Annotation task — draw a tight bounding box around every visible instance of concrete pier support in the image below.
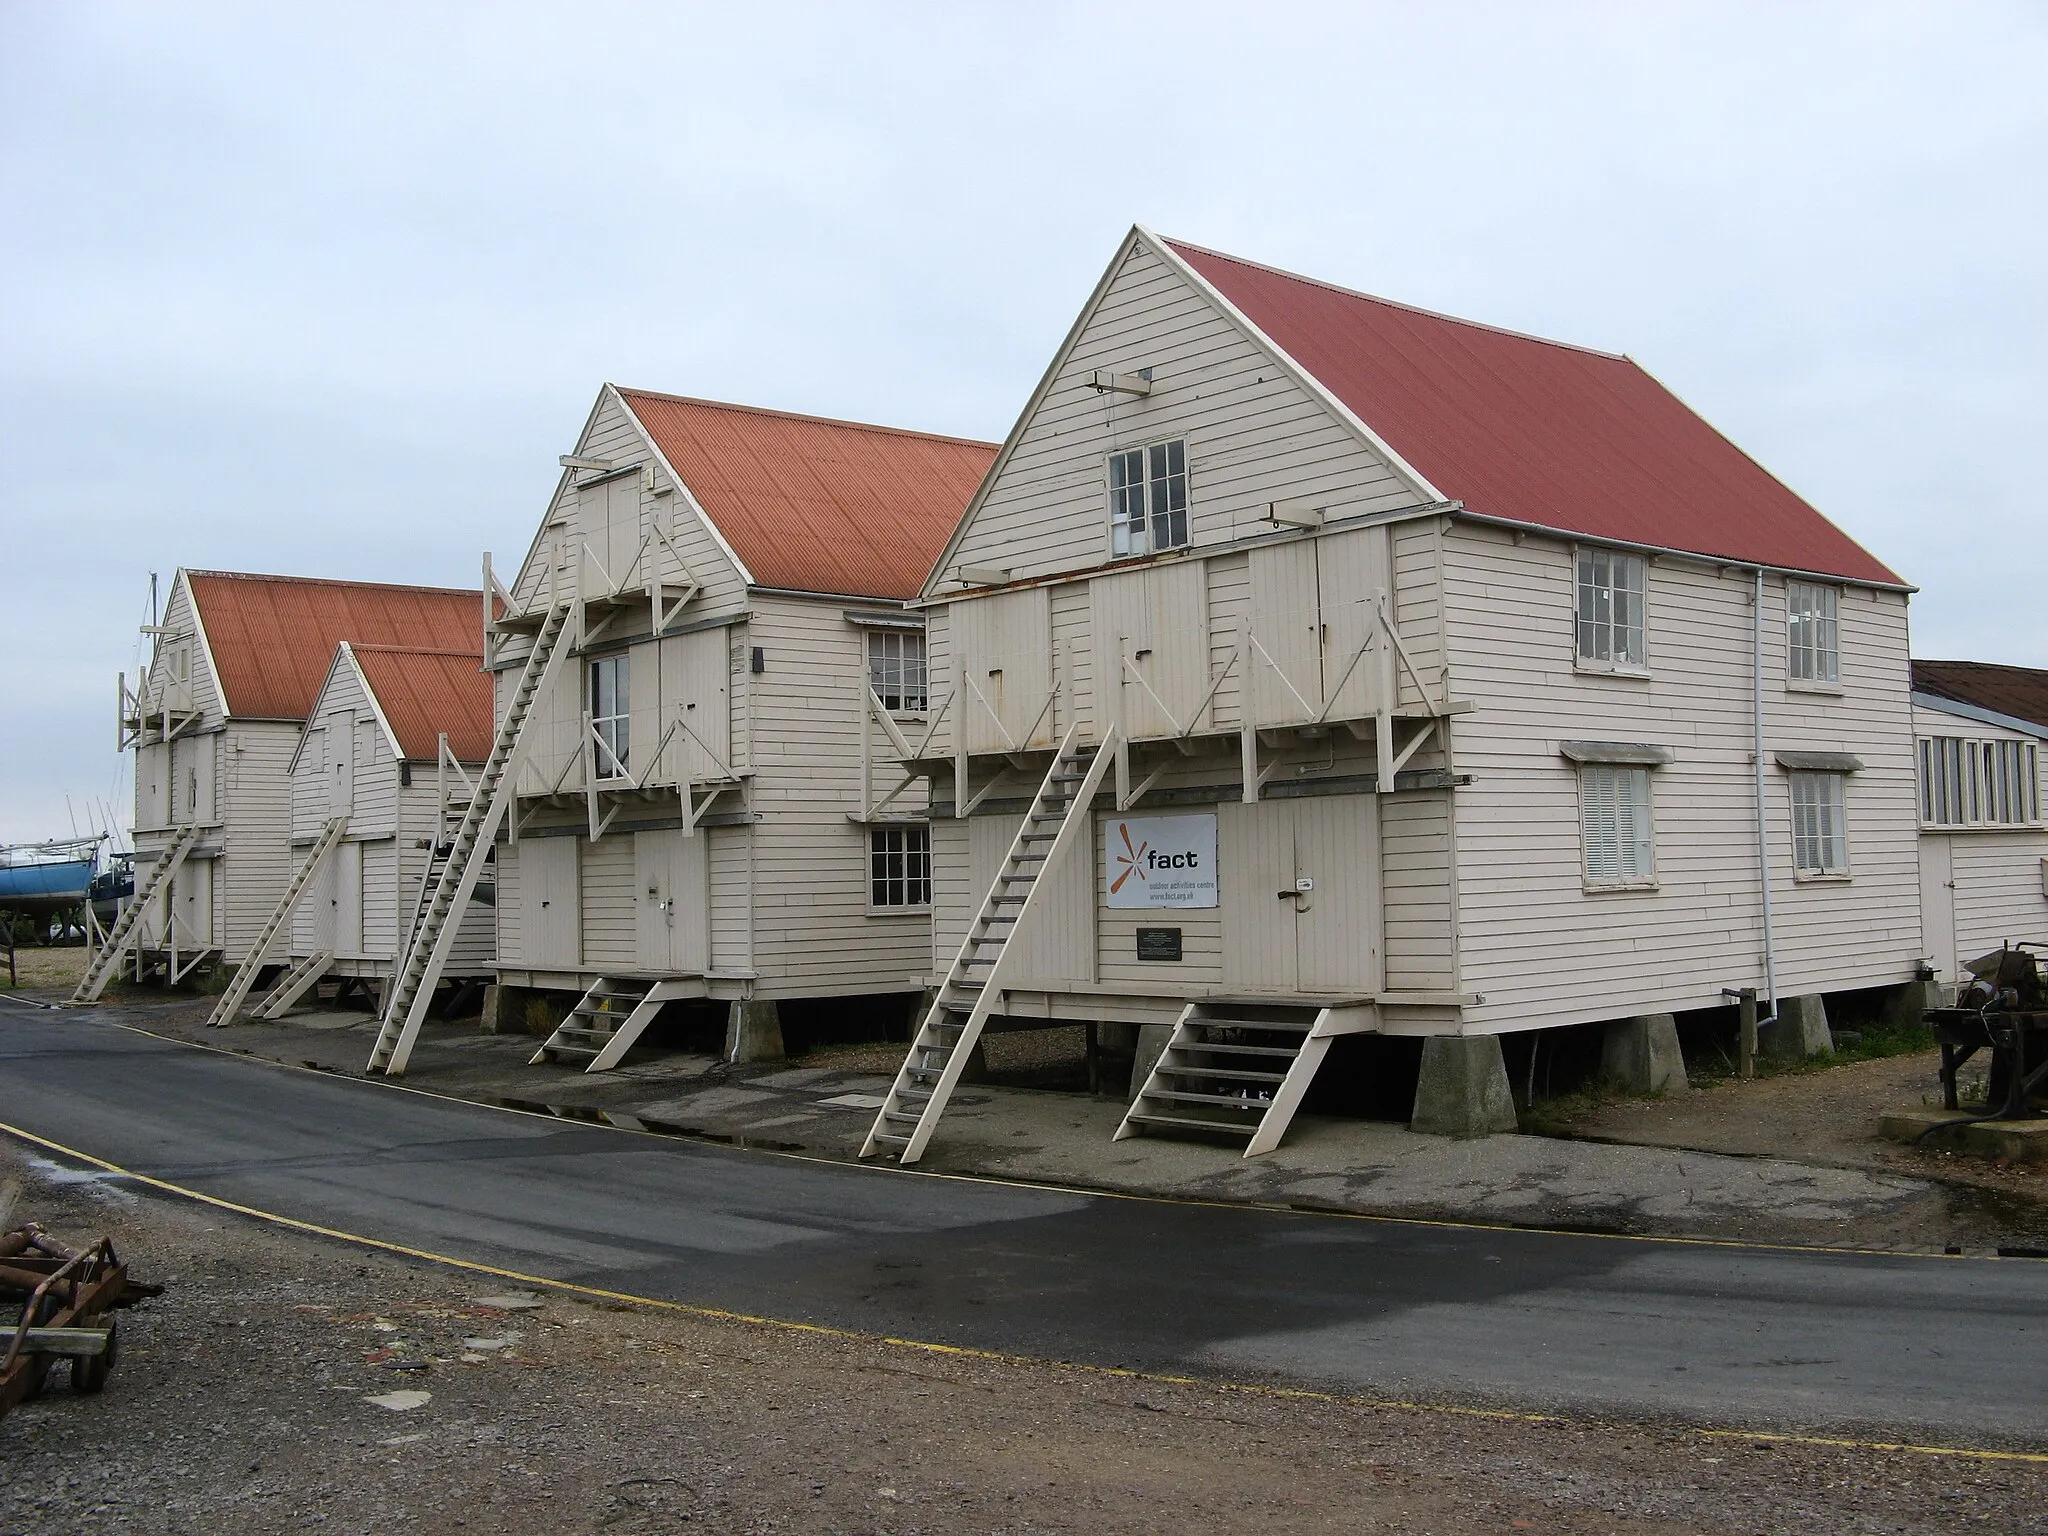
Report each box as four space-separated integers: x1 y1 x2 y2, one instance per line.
1882 977 1943 1029
1129 1023 1174 1103
725 998 785 1063
1410 1036 1518 1137
1763 993 1832 1061
1600 1013 1689 1095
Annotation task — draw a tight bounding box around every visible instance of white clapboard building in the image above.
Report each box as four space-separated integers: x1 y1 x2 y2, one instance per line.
858 227 1924 1162
360 387 995 1076
1910 660 2048 982
80 570 482 1004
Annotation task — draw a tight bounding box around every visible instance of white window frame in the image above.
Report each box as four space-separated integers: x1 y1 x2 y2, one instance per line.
1786 581 1841 688
589 652 630 780
1108 437 1189 558
868 823 932 911
1578 764 1657 890
1917 735 2041 829
1789 771 1850 877
868 629 928 714
1574 548 1648 674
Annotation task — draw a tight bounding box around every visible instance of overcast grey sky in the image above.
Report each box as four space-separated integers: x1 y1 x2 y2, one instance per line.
2 2 2043 843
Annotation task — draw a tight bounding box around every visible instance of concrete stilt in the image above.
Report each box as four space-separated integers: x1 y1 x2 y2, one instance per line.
1600 1013 1689 1095
478 983 511 1035
1881 977 1942 1030
725 998 785 1064
1762 993 1832 1060
1129 1023 1174 1104
956 1037 991 1083
1410 1035 1518 1137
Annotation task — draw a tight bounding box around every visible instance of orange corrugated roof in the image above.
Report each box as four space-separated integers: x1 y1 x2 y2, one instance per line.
1168 240 1904 587
616 389 997 599
350 645 493 763
186 571 482 720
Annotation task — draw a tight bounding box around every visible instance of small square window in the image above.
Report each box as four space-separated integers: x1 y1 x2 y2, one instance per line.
1109 438 1188 557
1575 550 1647 670
1787 582 1840 684
1789 771 1849 875
1580 764 1655 886
869 824 932 908
868 629 928 712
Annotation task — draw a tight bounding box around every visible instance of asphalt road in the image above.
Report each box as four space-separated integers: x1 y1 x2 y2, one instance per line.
4 1005 2044 1445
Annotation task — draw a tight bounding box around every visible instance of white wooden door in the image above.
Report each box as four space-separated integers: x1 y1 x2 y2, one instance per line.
634 829 709 973
1220 801 1298 991
137 743 169 829
174 858 214 950
331 717 354 817
955 587 1055 753
1219 797 1381 995
1290 794 1381 994
307 843 339 951
335 840 364 956
173 734 216 825
662 626 732 781
361 839 399 959
1092 562 1209 741
1316 526 1389 721
521 837 580 969
1920 833 1957 981
1249 541 1322 727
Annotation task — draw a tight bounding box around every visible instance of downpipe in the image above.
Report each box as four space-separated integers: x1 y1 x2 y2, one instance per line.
1750 567 1779 1037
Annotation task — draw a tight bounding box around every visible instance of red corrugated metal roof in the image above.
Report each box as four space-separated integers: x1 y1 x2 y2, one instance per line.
617 390 998 599
350 645 493 763
1166 240 1904 586
1912 660 2048 732
185 571 482 720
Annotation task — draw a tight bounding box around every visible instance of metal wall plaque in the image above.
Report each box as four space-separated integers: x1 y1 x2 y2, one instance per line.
1136 927 1183 962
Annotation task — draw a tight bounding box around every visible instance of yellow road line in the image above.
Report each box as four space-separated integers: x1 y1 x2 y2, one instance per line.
2 1116 2043 1467
81 1012 2011 1264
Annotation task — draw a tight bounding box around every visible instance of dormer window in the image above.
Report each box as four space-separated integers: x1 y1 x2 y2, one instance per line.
1109 438 1188 557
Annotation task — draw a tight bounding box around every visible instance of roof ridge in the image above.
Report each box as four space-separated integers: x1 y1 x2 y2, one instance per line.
1160 236 1632 363
614 386 1000 450
188 569 482 597
349 644 484 658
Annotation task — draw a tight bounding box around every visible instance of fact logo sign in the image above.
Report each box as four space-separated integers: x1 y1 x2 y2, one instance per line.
1105 813 1218 910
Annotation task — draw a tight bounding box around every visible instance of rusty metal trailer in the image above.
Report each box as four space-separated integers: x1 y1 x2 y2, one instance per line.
1 1217 161 1416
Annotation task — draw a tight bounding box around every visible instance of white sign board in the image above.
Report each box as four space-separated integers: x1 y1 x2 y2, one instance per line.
1104 814 1218 909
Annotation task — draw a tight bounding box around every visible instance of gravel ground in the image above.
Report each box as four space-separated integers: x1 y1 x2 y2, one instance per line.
2 1143 2043 1535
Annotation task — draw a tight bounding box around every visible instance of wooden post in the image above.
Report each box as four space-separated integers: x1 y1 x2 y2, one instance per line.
1738 986 1757 1080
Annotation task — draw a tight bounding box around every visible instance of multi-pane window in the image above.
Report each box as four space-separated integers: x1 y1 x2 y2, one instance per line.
868 629 927 712
1918 736 2041 827
589 653 629 778
1789 772 1849 875
1108 437 1189 557
1575 550 1647 669
1580 765 1655 886
869 824 932 908
1787 582 1840 683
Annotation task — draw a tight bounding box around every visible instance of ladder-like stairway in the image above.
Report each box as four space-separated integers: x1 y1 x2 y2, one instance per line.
368 603 576 1076
206 817 348 1027
69 823 200 1005
530 977 696 1072
1116 1001 1335 1156
862 722 1121 1165
246 949 335 1020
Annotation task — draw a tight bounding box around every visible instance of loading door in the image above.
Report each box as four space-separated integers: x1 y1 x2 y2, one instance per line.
634 829 709 973
1220 797 1381 995
1920 833 1958 982
520 837 580 970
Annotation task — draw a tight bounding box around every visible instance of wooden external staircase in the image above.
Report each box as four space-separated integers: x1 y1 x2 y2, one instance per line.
530 978 698 1072
1116 1000 1374 1156
367 603 576 1076
205 816 348 1027
862 722 1121 1165
68 824 200 1005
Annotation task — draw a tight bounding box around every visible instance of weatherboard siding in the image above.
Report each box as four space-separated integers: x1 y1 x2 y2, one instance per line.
217 722 297 963
939 239 1420 589
1445 520 1920 1033
510 390 749 617
1910 701 2048 979
744 594 928 999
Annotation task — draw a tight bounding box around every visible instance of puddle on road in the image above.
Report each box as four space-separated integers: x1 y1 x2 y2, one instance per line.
489 1097 807 1153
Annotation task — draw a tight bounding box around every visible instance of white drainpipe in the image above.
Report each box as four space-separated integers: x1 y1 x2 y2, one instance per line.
1752 568 1779 1025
